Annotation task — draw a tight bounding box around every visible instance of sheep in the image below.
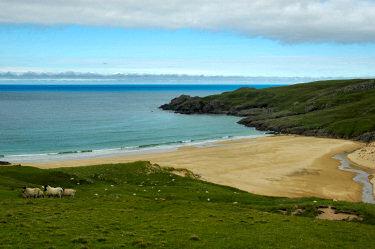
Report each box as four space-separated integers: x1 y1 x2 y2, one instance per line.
44 185 63 198
62 188 76 198
22 187 43 198
22 187 44 198
36 189 44 198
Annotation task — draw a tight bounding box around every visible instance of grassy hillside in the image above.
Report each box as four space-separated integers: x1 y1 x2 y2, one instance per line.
161 79 375 142
1 162 375 248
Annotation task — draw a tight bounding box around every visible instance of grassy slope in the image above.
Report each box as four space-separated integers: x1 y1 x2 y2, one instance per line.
202 79 375 140
1 162 375 248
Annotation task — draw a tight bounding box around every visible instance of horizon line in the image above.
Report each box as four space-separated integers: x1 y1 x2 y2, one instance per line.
1 71 373 79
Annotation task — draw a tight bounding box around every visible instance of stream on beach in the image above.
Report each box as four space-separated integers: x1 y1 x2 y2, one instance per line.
335 153 375 204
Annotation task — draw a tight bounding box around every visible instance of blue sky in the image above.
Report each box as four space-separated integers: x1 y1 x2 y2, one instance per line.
0 0 374 77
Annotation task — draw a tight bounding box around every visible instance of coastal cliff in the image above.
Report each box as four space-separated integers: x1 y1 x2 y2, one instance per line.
160 79 375 142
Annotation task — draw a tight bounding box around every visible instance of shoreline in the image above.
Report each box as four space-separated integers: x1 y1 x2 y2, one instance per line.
2 134 269 164
24 135 367 202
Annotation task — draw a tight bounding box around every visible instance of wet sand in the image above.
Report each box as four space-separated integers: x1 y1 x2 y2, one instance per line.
26 135 364 202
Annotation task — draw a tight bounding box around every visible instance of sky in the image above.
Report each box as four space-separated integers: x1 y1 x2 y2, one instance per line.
0 0 374 77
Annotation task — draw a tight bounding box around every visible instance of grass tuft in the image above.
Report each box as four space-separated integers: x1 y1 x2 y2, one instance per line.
132 240 152 248
189 235 200 241
71 237 88 244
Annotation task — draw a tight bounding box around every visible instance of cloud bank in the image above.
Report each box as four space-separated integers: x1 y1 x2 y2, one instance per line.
0 0 374 43
0 71 346 86
2 56 374 77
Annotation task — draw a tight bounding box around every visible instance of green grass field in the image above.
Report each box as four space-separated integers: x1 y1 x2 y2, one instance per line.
217 79 375 140
1 161 375 248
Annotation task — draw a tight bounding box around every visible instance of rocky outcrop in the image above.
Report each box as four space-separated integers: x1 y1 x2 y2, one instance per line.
160 94 271 116
335 80 375 94
160 95 227 114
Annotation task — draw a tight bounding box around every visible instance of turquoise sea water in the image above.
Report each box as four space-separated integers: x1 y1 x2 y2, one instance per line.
0 83 278 163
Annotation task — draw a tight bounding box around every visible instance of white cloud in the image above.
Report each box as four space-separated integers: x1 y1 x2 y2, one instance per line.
0 0 374 43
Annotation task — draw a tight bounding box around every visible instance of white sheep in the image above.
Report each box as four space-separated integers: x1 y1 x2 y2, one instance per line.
22 187 44 198
62 188 76 198
44 185 63 198
37 189 44 198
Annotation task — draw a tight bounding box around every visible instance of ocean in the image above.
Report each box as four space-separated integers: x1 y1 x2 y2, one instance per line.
0 83 282 163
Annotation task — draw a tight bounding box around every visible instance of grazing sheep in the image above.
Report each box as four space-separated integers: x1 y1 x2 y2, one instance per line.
44 185 63 198
22 187 44 198
36 189 44 198
62 188 76 198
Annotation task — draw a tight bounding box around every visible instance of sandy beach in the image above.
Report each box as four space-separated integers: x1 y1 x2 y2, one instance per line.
348 142 375 169
25 135 366 202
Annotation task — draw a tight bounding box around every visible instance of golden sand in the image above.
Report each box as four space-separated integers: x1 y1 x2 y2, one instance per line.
348 142 375 169
26 135 364 202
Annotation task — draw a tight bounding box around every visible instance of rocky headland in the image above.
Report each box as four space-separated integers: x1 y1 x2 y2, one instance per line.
160 79 375 142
